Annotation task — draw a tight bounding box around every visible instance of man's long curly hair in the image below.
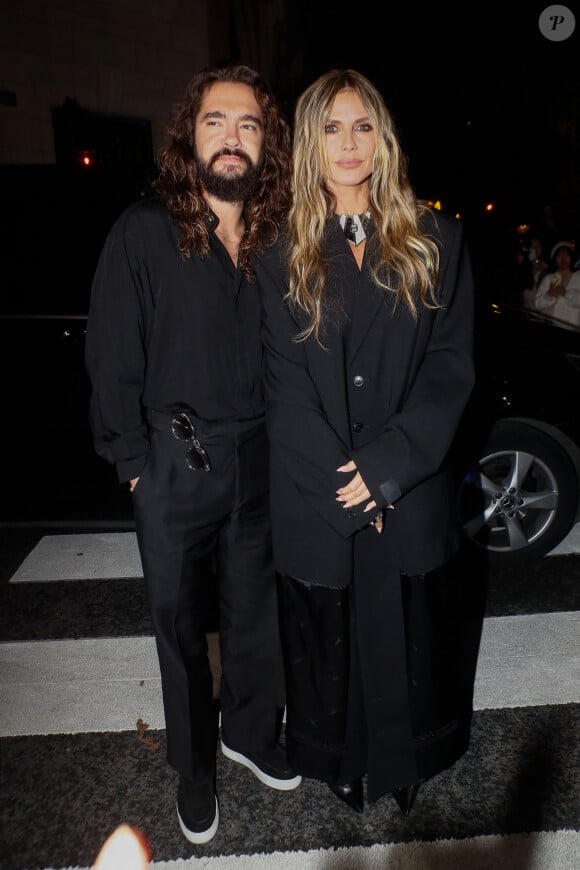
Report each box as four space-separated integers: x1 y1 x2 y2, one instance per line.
153 63 292 280
287 69 441 342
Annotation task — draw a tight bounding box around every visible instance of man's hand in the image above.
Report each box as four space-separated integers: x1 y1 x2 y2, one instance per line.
129 477 139 492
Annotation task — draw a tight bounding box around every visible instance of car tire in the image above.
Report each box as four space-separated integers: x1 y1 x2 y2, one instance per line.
457 421 579 563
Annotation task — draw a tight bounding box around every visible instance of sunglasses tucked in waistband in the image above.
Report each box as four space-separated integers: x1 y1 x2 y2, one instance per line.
171 411 211 472
145 408 267 471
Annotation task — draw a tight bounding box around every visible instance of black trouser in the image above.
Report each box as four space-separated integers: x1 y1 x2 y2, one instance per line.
276 574 351 785
132 414 280 782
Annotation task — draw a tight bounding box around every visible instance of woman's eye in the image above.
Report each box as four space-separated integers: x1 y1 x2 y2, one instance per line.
325 124 337 133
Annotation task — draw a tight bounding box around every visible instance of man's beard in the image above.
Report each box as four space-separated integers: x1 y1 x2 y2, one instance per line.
197 148 264 202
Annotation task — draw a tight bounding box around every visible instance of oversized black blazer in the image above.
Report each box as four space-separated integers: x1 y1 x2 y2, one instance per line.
255 209 476 587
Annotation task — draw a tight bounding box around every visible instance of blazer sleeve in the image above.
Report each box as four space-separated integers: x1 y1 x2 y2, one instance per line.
84 209 150 483
350 219 476 513
259 251 370 539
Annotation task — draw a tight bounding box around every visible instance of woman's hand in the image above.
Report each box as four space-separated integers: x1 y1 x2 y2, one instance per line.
548 280 565 298
336 460 376 512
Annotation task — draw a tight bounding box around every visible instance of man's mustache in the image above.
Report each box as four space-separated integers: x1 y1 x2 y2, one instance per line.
210 148 252 168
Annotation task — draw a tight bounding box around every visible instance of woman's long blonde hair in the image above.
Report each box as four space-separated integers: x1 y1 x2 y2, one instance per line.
287 69 440 341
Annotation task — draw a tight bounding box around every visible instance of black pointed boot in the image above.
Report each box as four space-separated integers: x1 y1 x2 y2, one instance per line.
392 783 420 816
328 778 364 814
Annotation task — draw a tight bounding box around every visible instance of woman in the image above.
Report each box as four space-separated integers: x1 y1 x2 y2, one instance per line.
255 70 477 816
535 240 580 329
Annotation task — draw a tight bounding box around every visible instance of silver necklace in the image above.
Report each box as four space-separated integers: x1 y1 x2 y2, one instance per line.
339 210 371 246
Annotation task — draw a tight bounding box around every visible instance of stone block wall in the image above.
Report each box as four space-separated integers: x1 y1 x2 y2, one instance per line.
0 0 210 164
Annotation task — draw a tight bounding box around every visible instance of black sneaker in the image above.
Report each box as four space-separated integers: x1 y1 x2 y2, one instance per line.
221 741 302 790
176 775 219 844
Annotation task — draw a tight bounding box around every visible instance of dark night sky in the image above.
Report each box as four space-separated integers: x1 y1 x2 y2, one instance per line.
280 2 580 235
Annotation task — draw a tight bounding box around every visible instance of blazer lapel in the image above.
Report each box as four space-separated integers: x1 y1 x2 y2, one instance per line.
348 225 395 365
290 294 353 449
308 332 352 448
348 273 386 365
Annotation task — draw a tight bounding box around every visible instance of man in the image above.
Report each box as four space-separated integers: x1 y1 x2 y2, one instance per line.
85 63 299 846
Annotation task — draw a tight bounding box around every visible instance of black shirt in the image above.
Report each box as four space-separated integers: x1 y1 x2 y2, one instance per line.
85 198 265 482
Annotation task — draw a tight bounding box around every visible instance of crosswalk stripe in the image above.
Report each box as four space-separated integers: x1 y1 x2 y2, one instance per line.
1 611 578 737
73 829 580 870
9 532 143 583
9 524 580 584
474 612 580 709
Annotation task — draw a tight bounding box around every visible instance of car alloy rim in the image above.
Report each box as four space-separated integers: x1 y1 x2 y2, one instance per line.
460 448 559 553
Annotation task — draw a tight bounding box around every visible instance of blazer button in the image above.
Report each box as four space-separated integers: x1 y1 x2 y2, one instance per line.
353 374 365 387
352 422 364 433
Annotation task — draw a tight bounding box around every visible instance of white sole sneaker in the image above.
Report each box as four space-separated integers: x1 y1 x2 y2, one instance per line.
221 741 302 791
177 796 219 844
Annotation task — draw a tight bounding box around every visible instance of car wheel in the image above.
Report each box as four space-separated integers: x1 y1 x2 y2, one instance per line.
457 422 579 563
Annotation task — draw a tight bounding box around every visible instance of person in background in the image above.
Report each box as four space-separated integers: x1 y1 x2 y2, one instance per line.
85 63 300 847
535 240 580 329
521 235 550 309
256 69 476 818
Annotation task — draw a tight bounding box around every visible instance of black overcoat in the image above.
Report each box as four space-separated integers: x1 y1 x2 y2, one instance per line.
255 208 479 801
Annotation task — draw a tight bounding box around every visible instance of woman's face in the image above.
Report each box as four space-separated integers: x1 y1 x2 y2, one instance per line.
555 248 573 270
324 88 376 197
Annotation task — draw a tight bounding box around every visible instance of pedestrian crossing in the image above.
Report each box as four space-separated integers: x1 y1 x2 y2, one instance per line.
1 529 579 869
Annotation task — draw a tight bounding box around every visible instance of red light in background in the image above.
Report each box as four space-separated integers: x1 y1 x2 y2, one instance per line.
77 149 96 168
484 202 495 213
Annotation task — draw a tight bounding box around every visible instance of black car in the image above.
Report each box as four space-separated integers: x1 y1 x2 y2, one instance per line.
0 312 135 525
455 298 580 564
0 164 147 526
